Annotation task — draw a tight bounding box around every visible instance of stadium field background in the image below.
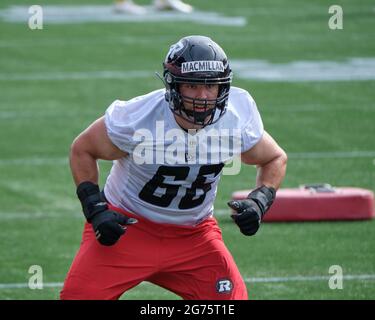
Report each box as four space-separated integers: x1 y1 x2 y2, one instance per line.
0 0 374 299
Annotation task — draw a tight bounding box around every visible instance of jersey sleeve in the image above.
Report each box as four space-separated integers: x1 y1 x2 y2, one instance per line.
104 100 135 154
240 91 264 152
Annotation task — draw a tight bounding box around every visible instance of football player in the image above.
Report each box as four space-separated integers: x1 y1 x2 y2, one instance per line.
60 35 287 300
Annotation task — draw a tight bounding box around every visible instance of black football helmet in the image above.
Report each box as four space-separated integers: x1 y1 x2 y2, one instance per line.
163 35 232 127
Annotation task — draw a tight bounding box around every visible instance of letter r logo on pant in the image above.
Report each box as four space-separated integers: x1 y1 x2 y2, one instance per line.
216 279 233 293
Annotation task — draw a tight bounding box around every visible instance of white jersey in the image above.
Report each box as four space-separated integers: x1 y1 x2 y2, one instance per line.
103 87 264 226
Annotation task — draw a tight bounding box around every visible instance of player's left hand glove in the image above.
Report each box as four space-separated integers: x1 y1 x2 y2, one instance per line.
227 185 276 236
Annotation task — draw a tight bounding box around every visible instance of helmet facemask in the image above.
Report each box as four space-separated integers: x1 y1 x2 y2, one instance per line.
165 73 232 127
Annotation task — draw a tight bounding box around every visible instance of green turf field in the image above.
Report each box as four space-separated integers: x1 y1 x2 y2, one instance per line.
0 0 374 300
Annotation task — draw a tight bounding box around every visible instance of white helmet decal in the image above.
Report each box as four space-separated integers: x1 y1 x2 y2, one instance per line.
167 40 184 60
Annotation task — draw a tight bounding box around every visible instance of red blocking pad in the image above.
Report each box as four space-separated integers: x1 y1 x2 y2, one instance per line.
231 187 375 222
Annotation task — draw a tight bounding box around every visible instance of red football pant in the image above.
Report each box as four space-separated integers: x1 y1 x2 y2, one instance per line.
60 206 248 300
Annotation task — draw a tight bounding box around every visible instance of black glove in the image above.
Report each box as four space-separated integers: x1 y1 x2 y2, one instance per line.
227 185 276 236
77 181 137 246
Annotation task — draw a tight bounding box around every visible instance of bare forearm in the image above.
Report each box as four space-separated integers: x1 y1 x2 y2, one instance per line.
255 153 287 190
70 141 99 186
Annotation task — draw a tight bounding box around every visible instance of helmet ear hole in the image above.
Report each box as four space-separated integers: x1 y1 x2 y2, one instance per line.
164 72 173 85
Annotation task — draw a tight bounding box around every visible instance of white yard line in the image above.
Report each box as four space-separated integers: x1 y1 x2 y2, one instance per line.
0 70 151 81
0 282 64 289
0 35 175 48
0 212 81 220
0 151 374 167
230 58 375 81
0 157 69 166
244 274 375 283
2 58 375 82
1 274 374 289
0 34 355 49
0 5 246 26
288 151 375 159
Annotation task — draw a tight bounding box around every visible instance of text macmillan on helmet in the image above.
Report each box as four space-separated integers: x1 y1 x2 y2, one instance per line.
163 35 233 126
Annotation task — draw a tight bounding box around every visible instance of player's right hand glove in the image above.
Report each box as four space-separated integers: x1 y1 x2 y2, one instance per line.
227 185 276 236
76 181 137 246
